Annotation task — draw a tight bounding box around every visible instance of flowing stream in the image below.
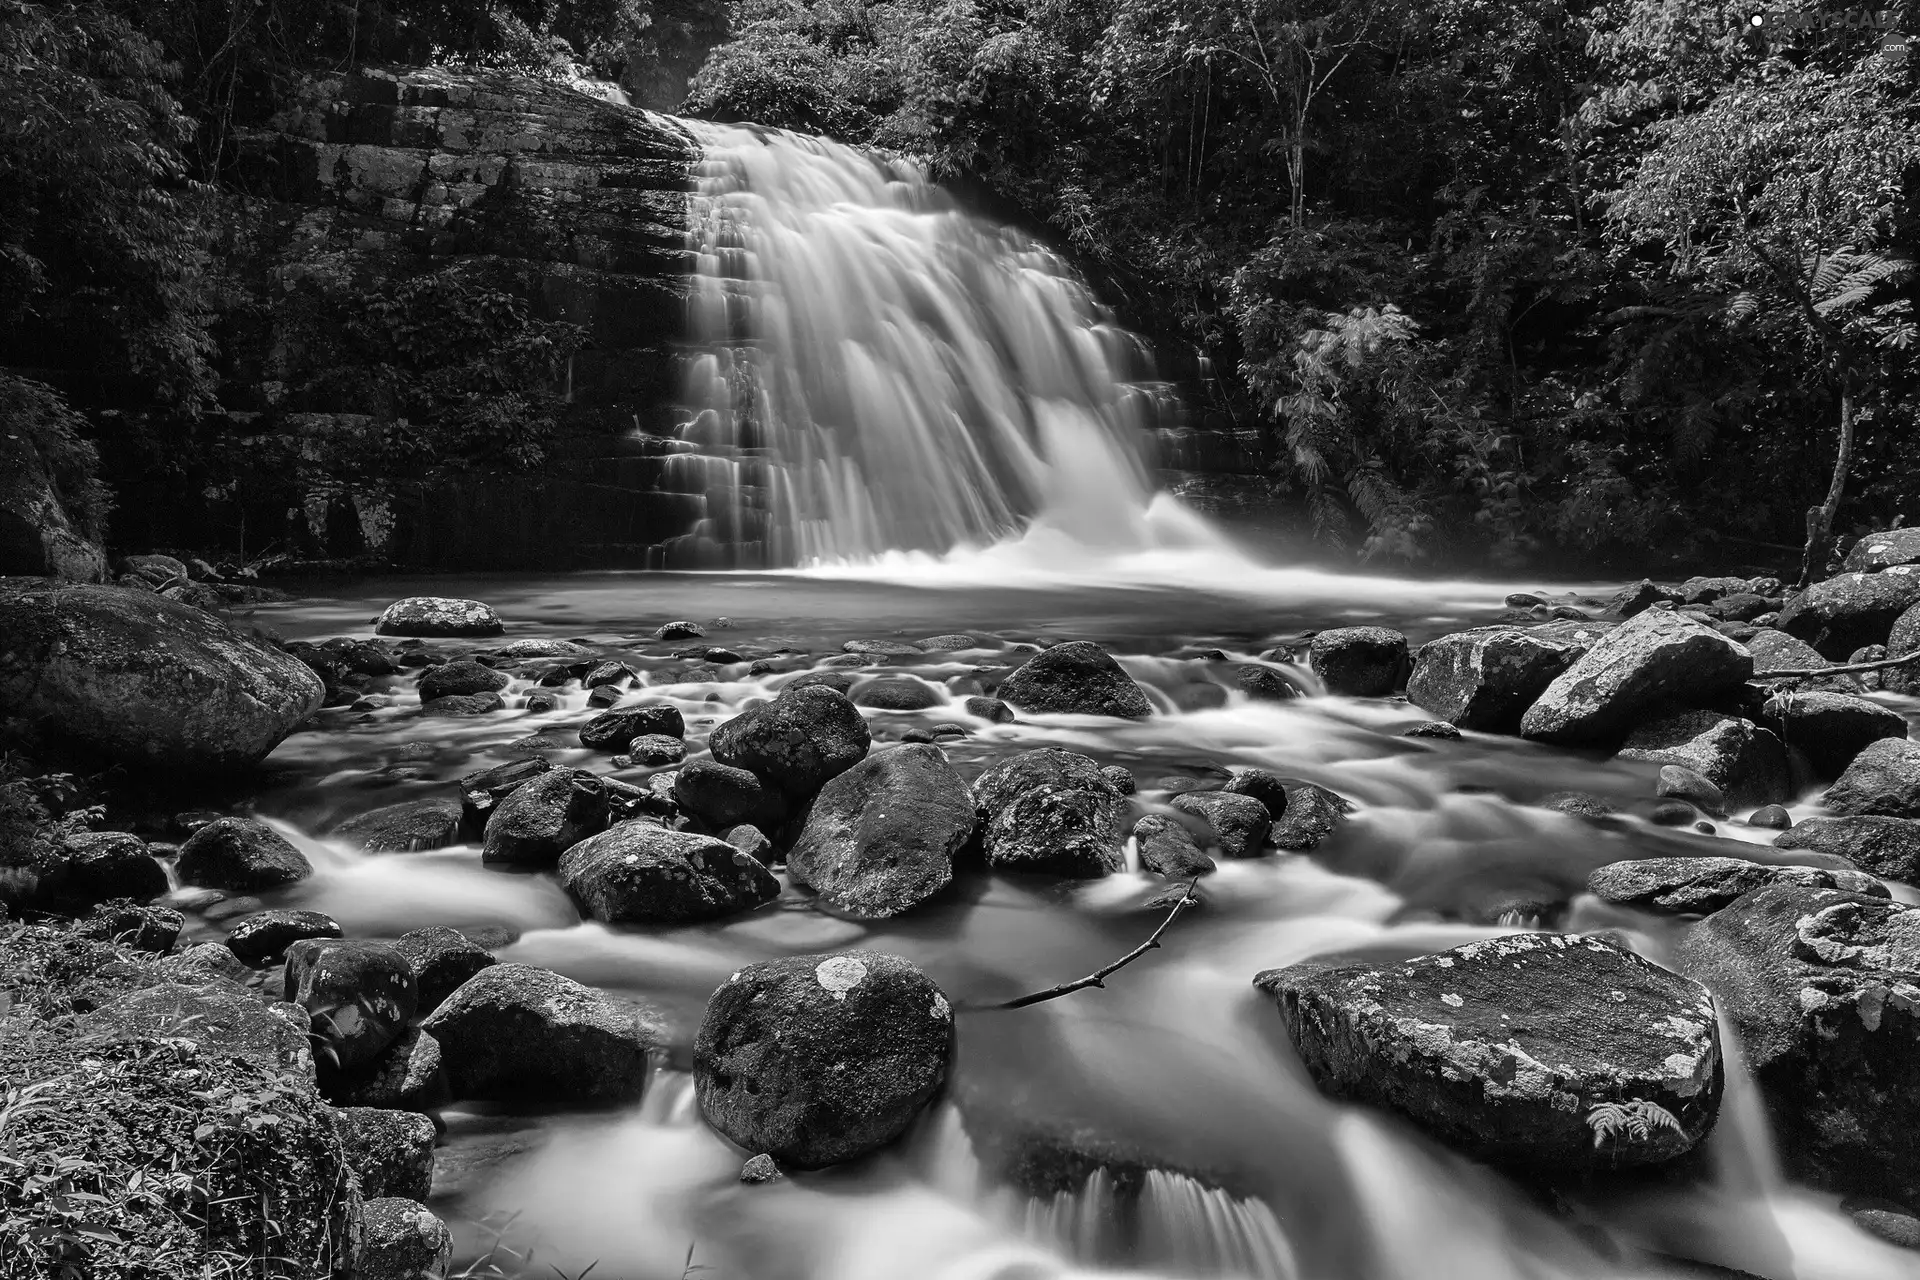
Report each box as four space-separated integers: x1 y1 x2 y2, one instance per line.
222 119 1920 1280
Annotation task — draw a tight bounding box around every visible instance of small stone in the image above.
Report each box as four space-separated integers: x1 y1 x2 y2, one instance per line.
1650 801 1698 826
1402 722 1462 740
655 620 704 640
1132 814 1216 878
740 1153 784 1184
1748 804 1793 830
416 659 509 702
1655 765 1728 818
963 695 1015 723
1237 664 1303 702
421 691 504 716
1100 765 1137 795
1270 784 1350 851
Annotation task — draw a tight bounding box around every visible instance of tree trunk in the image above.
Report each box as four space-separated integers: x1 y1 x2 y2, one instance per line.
1288 137 1306 229
1798 384 1855 589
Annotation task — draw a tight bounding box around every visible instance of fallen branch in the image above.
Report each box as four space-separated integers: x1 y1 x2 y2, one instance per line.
984 879 1201 1011
1753 650 1920 679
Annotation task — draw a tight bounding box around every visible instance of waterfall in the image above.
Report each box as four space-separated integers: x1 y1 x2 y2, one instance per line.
668 120 1228 569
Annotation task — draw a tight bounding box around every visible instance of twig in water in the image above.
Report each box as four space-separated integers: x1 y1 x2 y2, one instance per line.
1753 649 1920 679
985 879 1202 1011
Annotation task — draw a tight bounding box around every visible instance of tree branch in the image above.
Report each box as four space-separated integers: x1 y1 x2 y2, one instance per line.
1754 650 1920 679
980 879 1201 1011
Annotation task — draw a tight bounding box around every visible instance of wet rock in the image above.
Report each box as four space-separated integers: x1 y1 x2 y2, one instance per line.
1308 627 1410 697
374 597 503 638
177 816 314 891
1219 771 1290 815
1846 1198 1920 1250
1777 568 1920 659
673 759 787 829
842 638 920 656
226 909 343 966
559 824 779 924
326 1026 449 1113
972 747 1112 817
1679 576 1759 605
1654 764 1728 817
420 691 504 716
788 671 856 694
1774 816 1920 882
1407 629 1579 732
1824 739 1920 819
1539 791 1615 820
963 695 1015 722
1617 711 1789 811
853 678 944 710
1237 664 1304 702
722 823 772 863
76 899 184 952
1672 887 1920 1204
284 939 418 1071
710 684 872 799
1744 628 1864 693
457 757 551 832
1270 784 1351 851
581 660 636 690
480 768 609 866
332 797 464 853
1587 856 1883 915
1882 602 1920 697
1605 580 1682 618
694 951 953 1169
655 620 704 640
353 1198 452 1280
1170 791 1270 858
1258 933 1722 1172
1748 804 1793 829
338 1107 436 1201
972 749 1128 879
1650 801 1699 826
787 744 974 919
627 733 686 765
997 641 1153 719
421 963 667 1105
391 927 497 1014
1402 721 1463 740
1759 690 1907 778
579 702 685 750
416 659 509 703
29 831 168 908
1710 593 1773 622
740 1153 784 1184
1845 528 1920 574
1519 610 1752 746
0 583 324 771
493 638 594 659
1133 814 1216 878
1100 765 1137 795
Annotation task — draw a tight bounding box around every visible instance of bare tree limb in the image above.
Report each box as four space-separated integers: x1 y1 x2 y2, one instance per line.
1754 650 1920 679
981 880 1202 1011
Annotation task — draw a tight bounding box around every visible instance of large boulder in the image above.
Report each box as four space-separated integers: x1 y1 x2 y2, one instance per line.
326 1026 449 1113
971 747 1128 878
1519 611 1752 745
176 816 314 890
26 831 168 909
672 759 787 830
373 597 503 637
971 747 1114 819
1774 816 1920 883
1615 710 1790 809
558 823 779 924
1406 629 1579 732
1170 791 1271 858
0 584 324 771
1258 933 1722 1172
1777 568 1920 659
390 927 497 1013
694 952 953 1169
284 939 418 1071
996 641 1153 719
1308 627 1410 697
87 979 315 1077
1672 887 1920 1204
1843 528 1920 574
480 767 609 865
1759 689 1907 778
786 744 975 919
225 909 343 966
579 702 685 750
709 684 872 798
1744 628 1864 693
332 797 464 853
1884 601 1920 697
1824 739 1920 819
420 963 668 1105
1587 856 1883 916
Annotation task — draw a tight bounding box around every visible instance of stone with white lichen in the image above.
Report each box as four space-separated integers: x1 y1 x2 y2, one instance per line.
373 596 504 637
1255 932 1723 1172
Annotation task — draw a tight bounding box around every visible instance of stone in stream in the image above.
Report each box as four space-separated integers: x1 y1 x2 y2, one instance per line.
1132 814 1216 878
673 759 788 830
724 823 773 863
284 939 418 1071
225 909 344 966
1402 720 1462 740
694 952 953 1169
354 1198 452 1280
420 691 504 716
963 694 1015 723
176 816 314 891
971 748 1128 878
492 638 594 659
655 620 704 640
1845 528 1920 574
1307 627 1410 697
582 660 636 689
1586 856 1883 916
1777 567 1920 659
1759 689 1907 778
331 797 465 853
391 926 497 1013
843 638 922 656
1519 610 1753 746
996 641 1153 719
457 757 552 832
1270 783 1352 851
786 744 975 919
579 702 685 750
1672 887 1920 1205
1604 580 1682 618
1653 764 1727 817
326 1026 450 1113
415 659 509 702
1257 933 1722 1172
1539 791 1616 820
480 767 609 866
337 1106 436 1201
1171 791 1270 858
1883 601 1920 696
1237 663 1304 702
852 677 945 710
787 671 855 694
1824 739 1920 819
558 824 780 924
375 597 503 638
626 733 686 765
740 1153 784 1184
1100 764 1138 795
1406 628 1580 732
0 583 324 771
1748 804 1793 829
21 831 168 909
1219 768 1293 815
1744 627 1864 693
1774 816 1920 882
709 684 872 799
421 963 667 1105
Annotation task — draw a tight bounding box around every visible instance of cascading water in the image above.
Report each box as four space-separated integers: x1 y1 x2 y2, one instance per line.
665 120 1233 570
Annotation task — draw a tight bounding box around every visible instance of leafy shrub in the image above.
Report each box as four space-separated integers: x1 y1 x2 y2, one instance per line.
0 374 114 544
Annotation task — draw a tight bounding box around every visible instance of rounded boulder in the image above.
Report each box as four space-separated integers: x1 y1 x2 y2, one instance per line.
374 597 503 638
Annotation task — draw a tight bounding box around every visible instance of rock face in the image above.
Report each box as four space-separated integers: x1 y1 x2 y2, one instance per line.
374 597 504 637
787 744 975 919
1824 739 1920 819
1777 568 1920 659
284 940 418 1071
1170 792 1270 858
332 797 465 853
1760 690 1907 778
1308 627 1410 697
1774 817 1920 882
558 823 779 924
0 584 324 771
1587 856 1883 915
694 952 953 1169
997 641 1154 719
480 767 609 865
177 816 315 890
1672 887 1920 1204
1615 711 1790 809
1845 528 1920 574
709 685 872 798
1257 933 1722 1172
1519 610 1752 745
1406 629 1579 732
421 963 667 1105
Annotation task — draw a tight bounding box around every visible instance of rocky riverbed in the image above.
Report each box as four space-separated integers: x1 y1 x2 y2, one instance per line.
3 541 1920 1279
